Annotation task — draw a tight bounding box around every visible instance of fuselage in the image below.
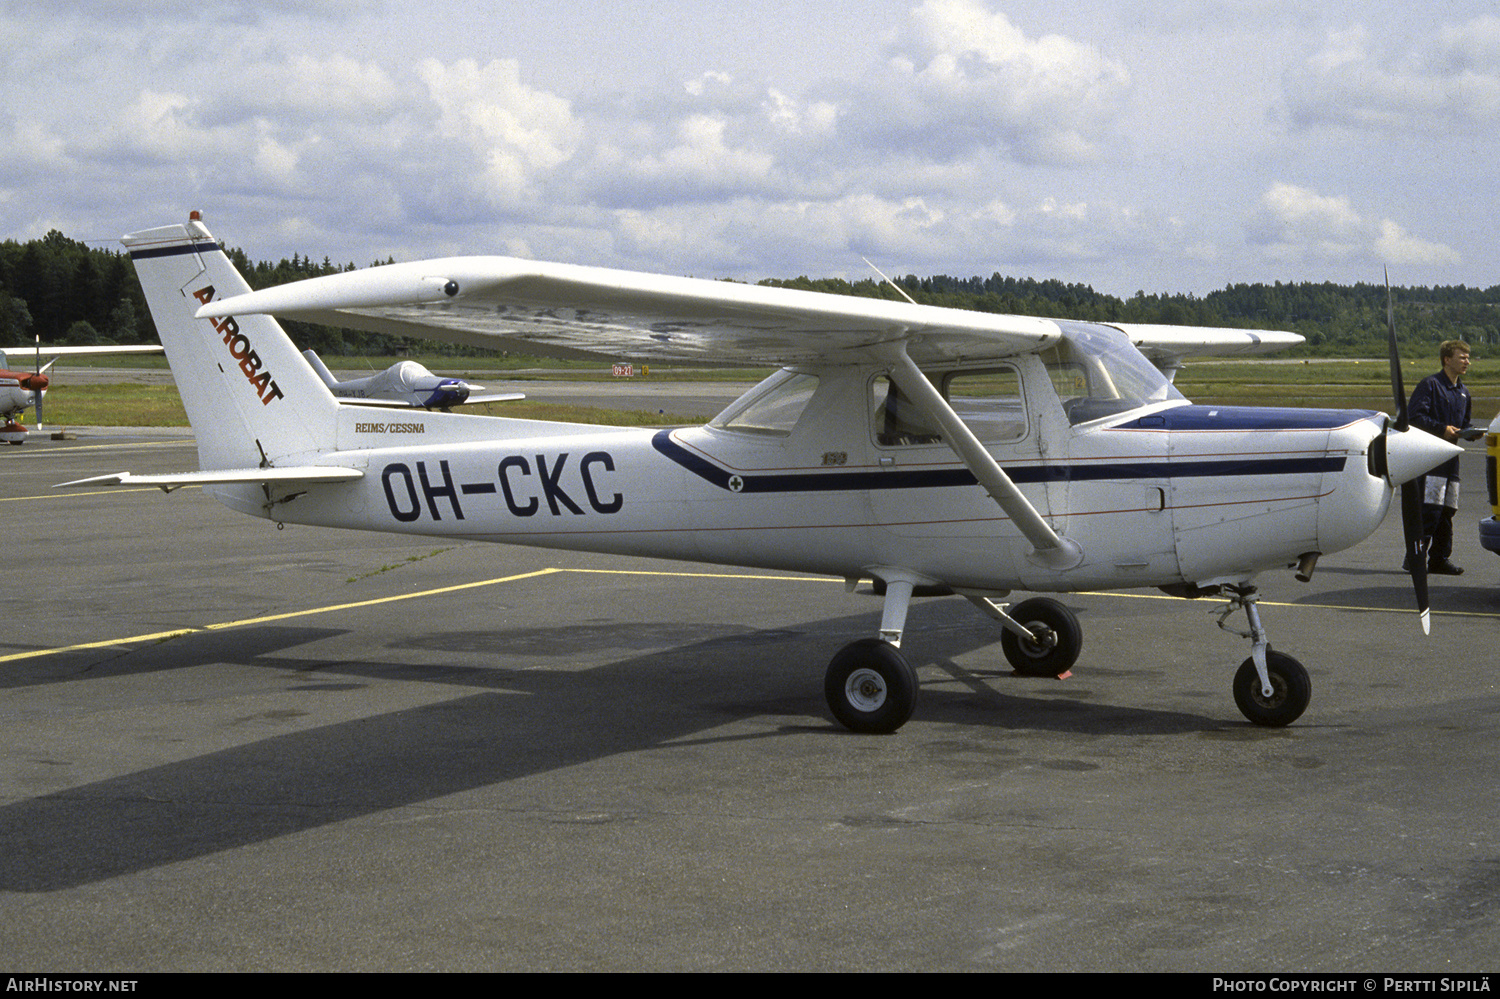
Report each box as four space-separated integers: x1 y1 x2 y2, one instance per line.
211 358 1394 594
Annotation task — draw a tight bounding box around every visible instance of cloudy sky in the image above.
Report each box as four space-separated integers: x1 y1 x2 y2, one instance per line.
4 0 1498 297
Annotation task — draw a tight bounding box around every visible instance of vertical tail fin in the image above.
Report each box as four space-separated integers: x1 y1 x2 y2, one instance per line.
123 215 338 469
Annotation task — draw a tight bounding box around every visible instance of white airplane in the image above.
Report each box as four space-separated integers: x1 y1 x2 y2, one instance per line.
301 349 523 410
1 342 164 443
62 213 1460 733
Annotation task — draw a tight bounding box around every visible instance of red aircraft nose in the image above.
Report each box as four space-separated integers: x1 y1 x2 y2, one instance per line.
21 373 48 391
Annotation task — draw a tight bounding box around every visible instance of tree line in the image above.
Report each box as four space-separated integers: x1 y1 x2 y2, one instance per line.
4 228 1497 359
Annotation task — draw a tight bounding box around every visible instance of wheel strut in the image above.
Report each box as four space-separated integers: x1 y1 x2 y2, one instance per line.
1217 584 1272 698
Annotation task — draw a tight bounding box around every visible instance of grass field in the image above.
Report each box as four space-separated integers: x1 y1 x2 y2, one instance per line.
26 358 1500 428
1174 359 1500 419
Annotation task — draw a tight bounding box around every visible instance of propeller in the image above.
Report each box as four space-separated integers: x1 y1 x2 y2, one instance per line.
1385 271 1431 634
33 334 43 429
11 334 52 431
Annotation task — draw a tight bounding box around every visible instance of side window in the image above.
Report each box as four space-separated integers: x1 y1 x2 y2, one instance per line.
871 366 1026 446
872 375 942 446
945 368 1026 443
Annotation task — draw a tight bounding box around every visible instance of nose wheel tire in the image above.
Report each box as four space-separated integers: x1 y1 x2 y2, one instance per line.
1233 651 1311 727
1000 598 1083 677
825 638 917 734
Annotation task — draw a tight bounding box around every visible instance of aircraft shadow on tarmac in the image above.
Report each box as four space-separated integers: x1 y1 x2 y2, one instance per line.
3 599 1228 892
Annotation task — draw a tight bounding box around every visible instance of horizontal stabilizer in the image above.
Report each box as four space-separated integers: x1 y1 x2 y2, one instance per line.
332 392 526 409
2 344 164 357
56 466 364 491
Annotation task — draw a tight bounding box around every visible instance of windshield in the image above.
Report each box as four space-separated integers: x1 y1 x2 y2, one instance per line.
1044 321 1184 425
709 369 819 436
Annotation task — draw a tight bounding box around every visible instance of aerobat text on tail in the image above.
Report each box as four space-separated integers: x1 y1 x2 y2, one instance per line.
62 212 1463 733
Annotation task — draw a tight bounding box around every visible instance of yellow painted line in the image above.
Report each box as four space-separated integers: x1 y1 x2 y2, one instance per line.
0 629 201 662
564 567 838 582
0 567 563 664
199 568 564 631
6 439 194 455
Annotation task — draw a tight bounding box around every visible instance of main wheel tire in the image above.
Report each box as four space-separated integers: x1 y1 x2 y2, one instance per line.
1233 650 1311 727
1000 598 1083 677
824 638 918 734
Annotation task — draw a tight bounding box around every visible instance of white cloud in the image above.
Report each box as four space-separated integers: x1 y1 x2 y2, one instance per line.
684 71 734 98
1249 182 1460 269
238 54 402 124
110 91 205 162
416 58 582 208
0 118 73 180
1375 220 1463 267
841 0 1130 165
643 115 775 187
1258 183 1363 239
1287 18 1500 131
762 89 837 136
419 58 579 171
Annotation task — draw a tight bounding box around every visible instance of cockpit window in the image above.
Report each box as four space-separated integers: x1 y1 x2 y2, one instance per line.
1045 321 1184 425
710 370 819 436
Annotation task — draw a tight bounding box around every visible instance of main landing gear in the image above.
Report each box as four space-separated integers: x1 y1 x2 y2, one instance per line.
821 576 1083 733
822 576 1311 733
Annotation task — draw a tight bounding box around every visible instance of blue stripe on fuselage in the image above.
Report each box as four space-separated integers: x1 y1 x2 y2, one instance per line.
1112 405 1378 432
652 429 1347 494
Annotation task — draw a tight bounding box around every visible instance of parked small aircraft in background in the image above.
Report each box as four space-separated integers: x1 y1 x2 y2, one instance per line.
302 349 523 410
63 214 1460 732
1 342 164 443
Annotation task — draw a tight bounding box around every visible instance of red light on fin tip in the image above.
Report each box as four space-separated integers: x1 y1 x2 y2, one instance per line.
189 210 201 221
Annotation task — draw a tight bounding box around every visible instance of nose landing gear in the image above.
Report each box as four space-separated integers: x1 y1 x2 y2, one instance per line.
1218 584 1311 727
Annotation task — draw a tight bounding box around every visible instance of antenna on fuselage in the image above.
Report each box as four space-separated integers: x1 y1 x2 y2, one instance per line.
862 257 918 306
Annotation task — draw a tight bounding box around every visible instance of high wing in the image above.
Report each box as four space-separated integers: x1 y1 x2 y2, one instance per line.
194 257 1064 366
197 257 1303 368
1111 323 1304 377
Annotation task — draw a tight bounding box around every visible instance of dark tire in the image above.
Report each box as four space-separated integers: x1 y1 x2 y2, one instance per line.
1000 598 1083 677
1233 651 1311 727
824 638 917 734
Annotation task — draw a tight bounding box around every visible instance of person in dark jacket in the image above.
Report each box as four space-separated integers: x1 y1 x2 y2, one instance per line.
1406 339 1474 574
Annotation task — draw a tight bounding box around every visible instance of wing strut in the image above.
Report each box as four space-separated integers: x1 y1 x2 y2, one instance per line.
885 348 1083 570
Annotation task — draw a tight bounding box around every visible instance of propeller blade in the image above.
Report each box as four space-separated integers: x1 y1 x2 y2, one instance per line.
1387 272 1431 634
1401 479 1431 634
33 334 42 429
1385 270 1408 432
